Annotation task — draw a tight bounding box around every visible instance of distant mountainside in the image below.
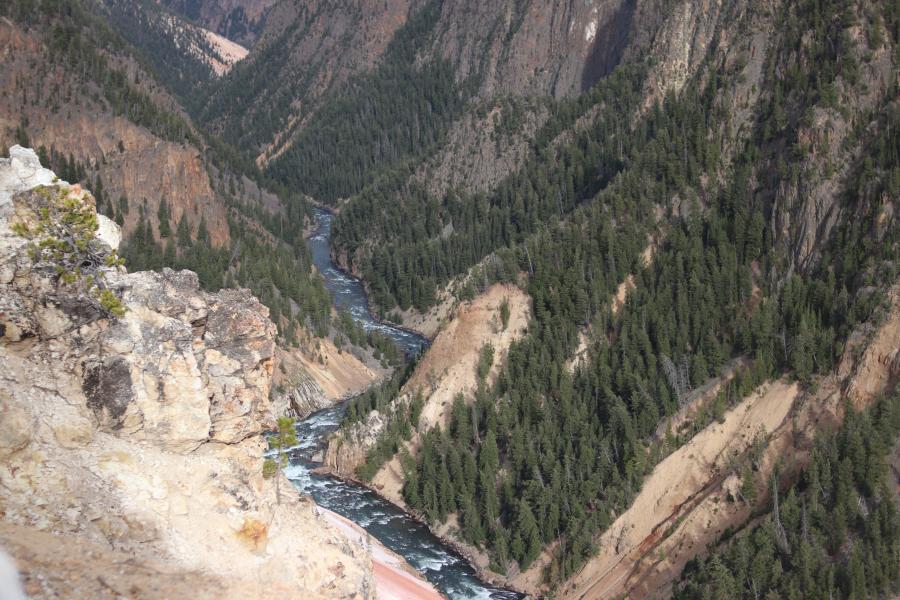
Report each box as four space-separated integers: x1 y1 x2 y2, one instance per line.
157 0 276 46
197 0 653 197
0 0 389 395
96 0 250 101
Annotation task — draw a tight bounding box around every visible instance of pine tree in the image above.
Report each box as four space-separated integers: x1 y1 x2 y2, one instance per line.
479 430 499 475
517 499 542 569
157 198 172 238
176 214 192 248
263 416 298 505
197 215 210 245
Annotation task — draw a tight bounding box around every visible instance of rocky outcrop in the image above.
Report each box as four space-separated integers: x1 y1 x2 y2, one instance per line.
768 18 897 274
324 410 389 475
271 367 331 419
0 148 376 598
428 0 635 98
271 338 385 420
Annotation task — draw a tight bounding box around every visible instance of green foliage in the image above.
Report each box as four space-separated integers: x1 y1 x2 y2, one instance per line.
269 416 299 461
393 2 899 579
500 297 510 330
266 416 298 503
13 185 126 318
476 343 494 381
334 309 402 368
675 393 900 600
343 362 417 426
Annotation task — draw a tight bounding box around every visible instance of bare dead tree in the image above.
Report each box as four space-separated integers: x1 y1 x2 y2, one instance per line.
614 525 629 555
470 403 481 444
748 576 761 600
662 354 689 406
772 474 791 555
662 354 682 402
679 355 692 398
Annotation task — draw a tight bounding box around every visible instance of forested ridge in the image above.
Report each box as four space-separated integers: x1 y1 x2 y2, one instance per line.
328 0 899 587
332 0 900 315
332 63 649 312
674 393 900 600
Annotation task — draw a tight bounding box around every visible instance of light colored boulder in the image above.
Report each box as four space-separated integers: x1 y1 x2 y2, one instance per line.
96 214 121 250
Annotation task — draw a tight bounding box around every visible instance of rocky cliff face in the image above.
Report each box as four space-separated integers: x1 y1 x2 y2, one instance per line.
271 335 386 421
0 147 374 598
271 367 332 420
427 0 635 97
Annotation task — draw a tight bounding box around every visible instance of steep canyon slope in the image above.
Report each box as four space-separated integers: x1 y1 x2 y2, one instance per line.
159 0 276 46
2 0 898 598
303 0 899 596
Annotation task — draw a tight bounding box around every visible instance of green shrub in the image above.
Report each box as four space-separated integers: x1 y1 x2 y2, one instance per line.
13 185 126 318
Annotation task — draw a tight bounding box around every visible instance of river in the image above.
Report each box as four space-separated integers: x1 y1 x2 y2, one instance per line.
284 207 524 600
307 208 427 357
